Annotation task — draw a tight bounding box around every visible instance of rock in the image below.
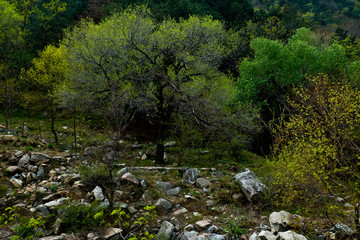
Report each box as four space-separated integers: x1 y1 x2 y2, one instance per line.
6 166 24 174
114 190 124 202
173 208 188 216
277 231 307 240
10 178 23 188
158 221 175 240
184 224 195 231
206 225 219 233
102 228 122 239
18 154 30 167
52 218 62 235
37 166 45 180
182 231 199 240
155 198 172 213
139 178 148 189
128 206 137 214
331 223 355 239
63 173 81 185
258 230 277 240
26 172 37 183
206 200 215 207
183 169 201 185
44 198 69 209
198 233 226 240
121 172 139 185
196 219 212 230
48 170 57 178
27 165 38 172
14 150 23 158
233 168 266 202
31 152 50 162
34 204 50 217
87 233 100 240
39 236 65 240
156 181 173 191
115 167 128 178
249 233 260 240
165 141 176 147
91 186 105 201
269 211 303 233
166 187 181 196
196 178 211 188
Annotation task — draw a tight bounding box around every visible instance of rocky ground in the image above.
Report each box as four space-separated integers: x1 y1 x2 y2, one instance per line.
0 134 356 240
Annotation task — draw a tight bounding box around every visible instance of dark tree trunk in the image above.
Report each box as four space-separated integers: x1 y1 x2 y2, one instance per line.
51 109 58 144
155 141 165 165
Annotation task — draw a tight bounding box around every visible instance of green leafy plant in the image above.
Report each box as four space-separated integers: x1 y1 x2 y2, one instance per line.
224 219 247 239
0 206 45 239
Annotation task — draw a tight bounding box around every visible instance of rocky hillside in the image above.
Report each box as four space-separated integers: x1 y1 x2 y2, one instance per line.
0 135 355 240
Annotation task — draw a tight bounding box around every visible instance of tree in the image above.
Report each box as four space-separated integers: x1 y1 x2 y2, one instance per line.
21 45 69 144
270 75 360 237
56 6 260 164
237 27 347 111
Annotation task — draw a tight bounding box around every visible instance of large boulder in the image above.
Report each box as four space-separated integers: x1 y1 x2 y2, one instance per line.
269 211 303 233
18 154 30 168
331 223 355 239
31 152 50 162
233 168 266 202
154 198 172 213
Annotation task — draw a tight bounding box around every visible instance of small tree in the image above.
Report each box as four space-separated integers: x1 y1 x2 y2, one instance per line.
270 74 360 237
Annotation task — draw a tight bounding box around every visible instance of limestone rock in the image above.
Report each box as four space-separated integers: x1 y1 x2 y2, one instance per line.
183 169 201 185
14 150 23 158
234 168 266 202
34 204 50 217
31 152 50 162
18 154 30 168
158 221 175 240
196 219 211 230
121 172 139 185
249 233 260 240
91 186 105 201
6 166 24 174
166 187 181 196
155 198 172 213
258 230 276 240
173 208 188 216
102 228 122 239
196 178 211 188
10 178 23 188
44 198 69 209
156 181 173 191
277 231 308 240
331 223 355 239
269 211 303 233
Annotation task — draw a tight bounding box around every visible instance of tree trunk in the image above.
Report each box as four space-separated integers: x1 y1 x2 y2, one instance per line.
51 109 58 144
155 141 165 165
73 110 77 152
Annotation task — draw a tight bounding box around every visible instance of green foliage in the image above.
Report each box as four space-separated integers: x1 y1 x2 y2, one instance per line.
57 201 106 232
269 75 360 231
225 219 247 239
237 27 347 110
0 206 45 239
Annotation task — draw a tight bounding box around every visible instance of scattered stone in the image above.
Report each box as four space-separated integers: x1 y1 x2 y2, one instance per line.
48 170 57 178
183 169 201 185
155 198 173 213
115 167 128 178
249 233 260 240
52 218 62 235
206 200 215 207
44 198 69 209
128 206 137 214
184 224 195 231
31 152 50 162
6 166 24 174
156 181 173 191
14 150 23 158
331 223 355 239
234 168 266 202
139 178 148 189
158 221 175 239
39 236 65 240
173 208 188 216
166 187 181 196
37 166 45 180
27 165 38 172
206 225 219 233
114 190 124 202
277 231 307 240
196 178 211 188
87 233 100 240
102 228 122 239
165 141 176 147
121 172 139 185
196 219 211 230
182 231 199 240
34 204 50 217
269 211 303 233
258 230 277 240
10 178 23 188
18 154 30 168
91 186 105 201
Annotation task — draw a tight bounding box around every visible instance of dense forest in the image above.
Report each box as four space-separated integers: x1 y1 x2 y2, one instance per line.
1 0 360 239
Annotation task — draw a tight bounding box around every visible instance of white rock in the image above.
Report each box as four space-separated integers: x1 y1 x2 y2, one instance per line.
234 168 266 202
196 219 211 229
158 221 175 239
10 178 23 188
173 208 188 216
277 231 308 240
258 230 277 240
92 186 105 201
44 198 69 209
